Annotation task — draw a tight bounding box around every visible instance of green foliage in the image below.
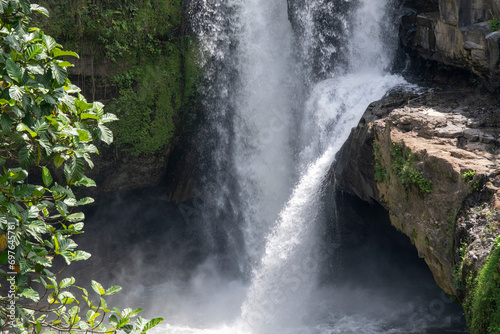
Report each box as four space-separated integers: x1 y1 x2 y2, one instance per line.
462 170 476 183
33 0 198 157
454 239 469 290
390 142 433 195
0 2 162 332
488 17 500 32
462 170 482 192
464 244 500 333
373 142 389 183
109 52 182 156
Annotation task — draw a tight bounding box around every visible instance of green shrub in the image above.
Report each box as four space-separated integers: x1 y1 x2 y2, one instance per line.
390 143 433 195
489 17 500 32
464 245 500 333
462 170 476 183
0 1 163 331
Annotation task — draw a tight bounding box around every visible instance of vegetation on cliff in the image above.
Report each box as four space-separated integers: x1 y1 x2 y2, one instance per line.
0 1 162 331
33 0 199 157
464 237 500 334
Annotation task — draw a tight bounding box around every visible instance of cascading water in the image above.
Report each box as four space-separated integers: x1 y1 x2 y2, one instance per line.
135 0 466 333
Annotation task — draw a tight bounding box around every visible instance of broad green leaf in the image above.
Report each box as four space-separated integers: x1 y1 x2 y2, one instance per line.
86 310 100 322
1 114 12 133
59 291 77 305
53 48 79 58
105 286 122 296
66 212 84 222
30 254 51 266
91 280 105 296
64 198 78 206
27 64 45 75
25 44 43 60
57 61 74 67
74 176 96 187
121 324 134 334
6 58 22 83
50 183 75 198
142 318 164 332
16 123 37 137
33 119 49 134
128 308 142 318
19 144 36 169
13 184 36 198
10 168 28 182
109 314 118 327
68 222 84 232
117 318 130 329
39 138 53 155
19 288 40 302
9 85 23 102
80 113 99 120
100 113 119 123
93 102 105 117
69 156 85 182
72 250 91 261
54 154 65 168
83 153 95 169
59 277 75 289
50 62 67 85
42 167 53 187
100 297 108 311
76 197 94 206
134 317 146 332
31 4 49 16
97 124 113 145
42 35 56 53
76 129 92 142
0 99 15 106
20 0 31 14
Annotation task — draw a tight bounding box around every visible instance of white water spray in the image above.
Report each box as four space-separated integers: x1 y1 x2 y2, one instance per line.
143 0 463 333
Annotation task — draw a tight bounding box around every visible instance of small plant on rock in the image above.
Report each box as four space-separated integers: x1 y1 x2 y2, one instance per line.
462 170 476 183
489 16 500 32
390 143 433 195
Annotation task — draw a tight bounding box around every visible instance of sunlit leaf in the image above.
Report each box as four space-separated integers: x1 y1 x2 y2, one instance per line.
42 167 53 187
53 48 79 58
91 280 105 296
19 288 40 302
6 58 23 83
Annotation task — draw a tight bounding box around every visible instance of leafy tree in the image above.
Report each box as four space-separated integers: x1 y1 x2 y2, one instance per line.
0 1 163 332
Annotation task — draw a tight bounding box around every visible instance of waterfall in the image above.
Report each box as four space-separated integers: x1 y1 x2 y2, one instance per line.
144 0 446 333
239 0 406 329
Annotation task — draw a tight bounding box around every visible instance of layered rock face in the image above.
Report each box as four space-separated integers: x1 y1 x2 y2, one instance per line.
334 89 500 332
401 0 500 89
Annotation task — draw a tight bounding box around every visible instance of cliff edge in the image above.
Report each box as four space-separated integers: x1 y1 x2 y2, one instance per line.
334 89 500 333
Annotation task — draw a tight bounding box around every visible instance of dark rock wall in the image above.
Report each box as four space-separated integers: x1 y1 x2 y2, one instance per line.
401 0 500 90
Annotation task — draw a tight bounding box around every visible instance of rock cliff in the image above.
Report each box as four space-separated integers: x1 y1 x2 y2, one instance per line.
400 0 500 90
334 88 500 333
